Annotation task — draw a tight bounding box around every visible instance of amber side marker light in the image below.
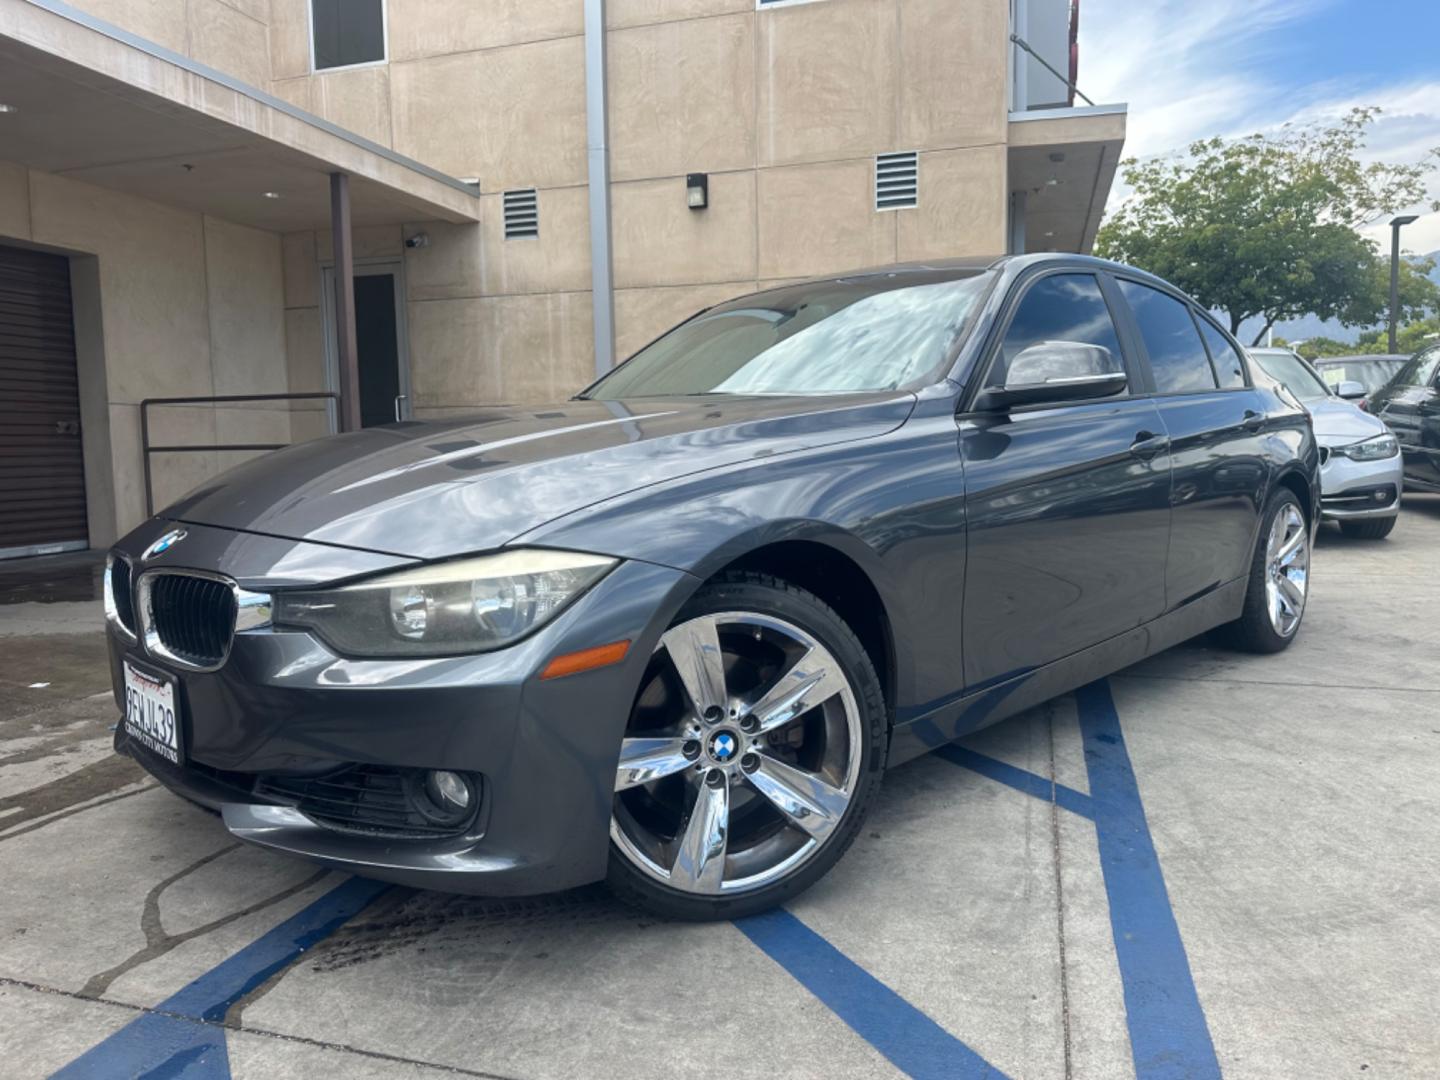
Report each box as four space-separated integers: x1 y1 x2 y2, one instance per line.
541 639 631 680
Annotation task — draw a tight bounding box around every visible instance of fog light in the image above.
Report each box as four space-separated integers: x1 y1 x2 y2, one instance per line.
426 769 472 812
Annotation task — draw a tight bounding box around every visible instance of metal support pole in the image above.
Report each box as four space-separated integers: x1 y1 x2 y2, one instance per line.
1011 0 1028 111
584 0 616 376
1009 190 1027 254
1388 221 1402 354
330 172 361 432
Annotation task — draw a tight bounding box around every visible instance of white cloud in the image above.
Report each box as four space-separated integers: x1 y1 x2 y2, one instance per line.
1080 1 1440 254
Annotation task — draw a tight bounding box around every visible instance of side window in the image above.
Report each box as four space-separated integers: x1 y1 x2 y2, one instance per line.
1195 315 1247 388
1401 347 1440 387
312 0 386 71
988 274 1125 389
1119 280 1218 394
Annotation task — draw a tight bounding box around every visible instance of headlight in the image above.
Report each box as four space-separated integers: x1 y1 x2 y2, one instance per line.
273 549 617 657
1333 434 1398 461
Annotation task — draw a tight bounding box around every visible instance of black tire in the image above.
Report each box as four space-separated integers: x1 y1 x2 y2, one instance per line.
1338 515 1396 540
607 571 887 921
1221 487 1309 654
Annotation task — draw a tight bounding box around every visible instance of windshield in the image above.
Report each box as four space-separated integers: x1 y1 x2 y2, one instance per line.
583 272 991 399
1249 350 1331 403
1316 359 1402 393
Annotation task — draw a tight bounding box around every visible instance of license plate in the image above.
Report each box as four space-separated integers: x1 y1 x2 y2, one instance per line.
123 660 182 766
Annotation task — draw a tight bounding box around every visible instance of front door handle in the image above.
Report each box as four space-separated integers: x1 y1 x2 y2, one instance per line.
394 394 408 422
1242 409 1265 432
1130 431 1170 461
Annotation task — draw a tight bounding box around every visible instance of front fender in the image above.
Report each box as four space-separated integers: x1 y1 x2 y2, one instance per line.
515 408 971 715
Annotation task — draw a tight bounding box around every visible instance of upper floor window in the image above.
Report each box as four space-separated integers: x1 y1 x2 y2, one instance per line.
1119 280 1217 394
312 0 386 72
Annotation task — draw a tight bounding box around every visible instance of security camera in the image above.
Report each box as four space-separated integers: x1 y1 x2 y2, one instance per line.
405 232 430 249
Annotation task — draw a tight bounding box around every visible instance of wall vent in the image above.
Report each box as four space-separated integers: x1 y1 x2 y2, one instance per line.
875 152 919 210
503 188 539 238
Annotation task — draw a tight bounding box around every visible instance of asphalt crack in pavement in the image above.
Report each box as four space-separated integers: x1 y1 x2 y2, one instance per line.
77 843 330 1001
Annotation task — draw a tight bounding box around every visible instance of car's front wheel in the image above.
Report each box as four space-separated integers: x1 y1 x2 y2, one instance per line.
607 572 886 921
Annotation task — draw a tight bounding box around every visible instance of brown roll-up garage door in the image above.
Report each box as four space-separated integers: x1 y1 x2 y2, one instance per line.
0 244 89 559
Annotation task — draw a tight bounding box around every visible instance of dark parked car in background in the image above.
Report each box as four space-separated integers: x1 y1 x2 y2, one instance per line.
103 254 1319 920
1368 344 1440 493
1312 354 1408 402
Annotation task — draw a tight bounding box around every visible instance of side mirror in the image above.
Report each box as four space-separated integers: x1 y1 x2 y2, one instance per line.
974 341 1127 411
1335 380 1366 400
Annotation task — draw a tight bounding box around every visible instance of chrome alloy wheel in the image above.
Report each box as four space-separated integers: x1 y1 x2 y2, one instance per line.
610 611 863 895
1265 503 1309 637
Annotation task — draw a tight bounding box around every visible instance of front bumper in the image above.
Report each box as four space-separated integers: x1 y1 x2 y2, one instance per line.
1319 449 1404 520
108 521 695 896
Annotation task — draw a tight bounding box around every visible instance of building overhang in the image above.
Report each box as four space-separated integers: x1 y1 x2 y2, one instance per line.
1008 103 1127 255
0 0 480 231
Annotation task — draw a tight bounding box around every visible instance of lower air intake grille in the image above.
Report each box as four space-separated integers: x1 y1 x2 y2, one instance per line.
147 574 237 669
256 766 479 839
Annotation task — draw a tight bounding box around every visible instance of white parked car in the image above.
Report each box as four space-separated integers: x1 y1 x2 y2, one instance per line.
1248 347 1402 539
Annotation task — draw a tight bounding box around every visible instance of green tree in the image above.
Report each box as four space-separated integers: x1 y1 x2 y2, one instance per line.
1096 108 1439 345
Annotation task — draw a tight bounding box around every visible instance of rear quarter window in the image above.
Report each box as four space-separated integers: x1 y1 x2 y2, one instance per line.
1195 316 1247 388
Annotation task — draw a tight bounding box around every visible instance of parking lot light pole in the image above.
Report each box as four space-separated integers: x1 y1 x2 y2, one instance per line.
1388 214 1419 353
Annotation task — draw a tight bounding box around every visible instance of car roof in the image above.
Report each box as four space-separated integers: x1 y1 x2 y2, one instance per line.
771 252 1174 292
1319 361 1405 371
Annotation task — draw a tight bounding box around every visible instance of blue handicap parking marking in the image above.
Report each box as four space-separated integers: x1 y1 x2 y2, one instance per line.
53 876 390 1080
54 677 1215 1080
736 909 1009 1080
1073 680 1221 1080
935 743 1096 820
943 678 1222 1080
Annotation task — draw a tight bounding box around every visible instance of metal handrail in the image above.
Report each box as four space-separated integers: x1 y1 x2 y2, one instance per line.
140 392 339 516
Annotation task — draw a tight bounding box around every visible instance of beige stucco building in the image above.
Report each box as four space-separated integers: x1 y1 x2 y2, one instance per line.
0 0 1124 559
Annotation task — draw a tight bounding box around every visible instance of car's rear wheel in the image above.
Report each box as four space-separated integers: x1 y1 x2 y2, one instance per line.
1223 487 1310 653
607 572 885 921
1338 515 1397 540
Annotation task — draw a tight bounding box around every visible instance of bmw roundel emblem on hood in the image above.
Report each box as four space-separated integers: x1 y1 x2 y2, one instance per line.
142 528 188 561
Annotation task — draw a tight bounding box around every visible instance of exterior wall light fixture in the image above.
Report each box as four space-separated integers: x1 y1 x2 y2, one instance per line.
686 173 709 210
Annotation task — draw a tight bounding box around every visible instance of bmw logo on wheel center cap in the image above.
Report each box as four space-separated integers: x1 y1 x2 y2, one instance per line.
708 730 738 763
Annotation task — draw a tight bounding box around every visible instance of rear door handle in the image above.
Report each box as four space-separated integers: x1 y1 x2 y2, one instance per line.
1130 431 1170 461
1242 409 1264 432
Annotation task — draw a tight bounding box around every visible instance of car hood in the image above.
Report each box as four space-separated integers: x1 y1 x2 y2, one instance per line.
163 394 916 561
1306 398 1386 443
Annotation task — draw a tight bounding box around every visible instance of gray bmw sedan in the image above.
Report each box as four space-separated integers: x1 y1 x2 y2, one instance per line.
105 254 1319 920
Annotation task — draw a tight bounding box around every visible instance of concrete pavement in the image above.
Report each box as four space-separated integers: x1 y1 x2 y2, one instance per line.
2 497 1438 1079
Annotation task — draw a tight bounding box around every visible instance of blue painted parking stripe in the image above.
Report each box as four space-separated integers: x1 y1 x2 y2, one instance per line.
53 876 390 1080
736 908 1009 1080
940 679 1221 1079
1073 679 1221 1080
934 744 1095 819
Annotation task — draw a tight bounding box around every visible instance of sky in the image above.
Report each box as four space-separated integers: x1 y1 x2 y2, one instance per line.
1078 0 1440 256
